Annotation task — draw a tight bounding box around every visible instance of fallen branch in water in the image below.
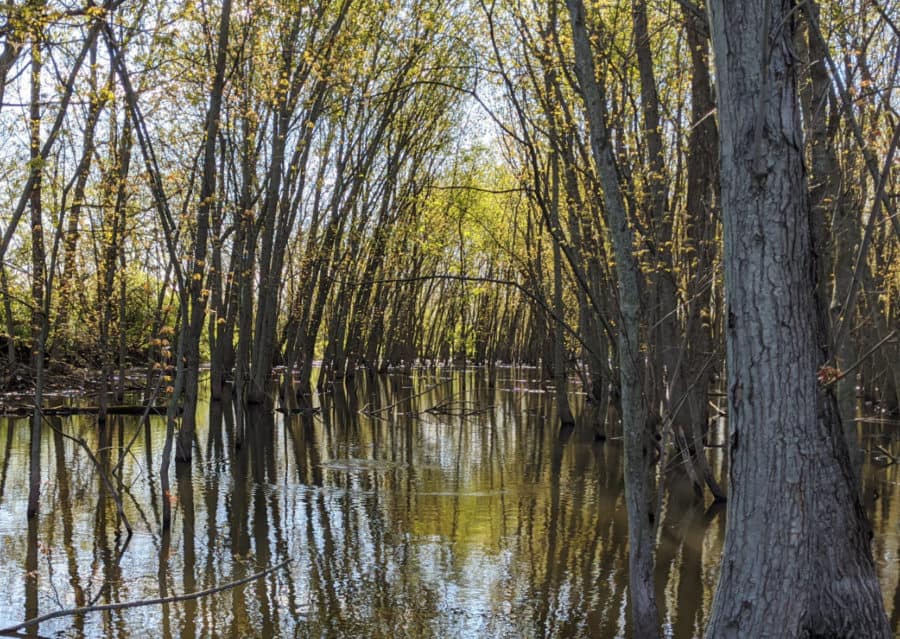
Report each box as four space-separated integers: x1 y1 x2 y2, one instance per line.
0 404 173 417
0 559 293 635
360 380 449 418
425 398 493 417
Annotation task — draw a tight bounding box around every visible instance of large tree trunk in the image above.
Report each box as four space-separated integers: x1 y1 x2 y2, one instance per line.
705 1 889 636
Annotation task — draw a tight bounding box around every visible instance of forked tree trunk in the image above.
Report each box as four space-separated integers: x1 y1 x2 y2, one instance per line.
705 1 889 636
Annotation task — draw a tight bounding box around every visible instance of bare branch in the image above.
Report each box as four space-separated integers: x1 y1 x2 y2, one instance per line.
0 559 293 635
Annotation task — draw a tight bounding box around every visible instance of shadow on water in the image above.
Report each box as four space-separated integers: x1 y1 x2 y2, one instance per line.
0 369 898 637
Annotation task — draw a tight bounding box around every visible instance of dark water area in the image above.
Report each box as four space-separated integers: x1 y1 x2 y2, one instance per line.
0 368 898 638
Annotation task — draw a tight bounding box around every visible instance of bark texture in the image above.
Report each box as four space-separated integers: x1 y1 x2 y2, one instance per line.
705 1 889 636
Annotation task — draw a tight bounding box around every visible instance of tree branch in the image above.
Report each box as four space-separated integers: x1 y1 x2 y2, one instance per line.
0 559 293 635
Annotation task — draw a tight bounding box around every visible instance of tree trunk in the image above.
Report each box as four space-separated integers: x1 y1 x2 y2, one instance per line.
550 153 575 428
797 2 862 473
680 1 725 501
705 1 889 636
632 0 678 425
55 38 104 358
27 40 44 520
98 117 132 424
565 1 660 636
176 0 232 461
1 265 15 366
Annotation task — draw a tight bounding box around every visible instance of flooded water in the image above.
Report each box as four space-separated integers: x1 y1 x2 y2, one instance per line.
0 369 898 638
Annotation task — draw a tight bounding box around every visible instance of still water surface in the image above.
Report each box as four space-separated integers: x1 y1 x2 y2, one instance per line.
0 369 898 638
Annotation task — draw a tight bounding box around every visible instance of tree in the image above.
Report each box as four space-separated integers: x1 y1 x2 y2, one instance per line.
175 0 232 463
705 1 890 635
27 33 44 520
565 0 660 635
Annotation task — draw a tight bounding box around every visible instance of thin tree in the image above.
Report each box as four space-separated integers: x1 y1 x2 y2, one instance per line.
176 0 232 463
565 0 660 635
26 34 44 520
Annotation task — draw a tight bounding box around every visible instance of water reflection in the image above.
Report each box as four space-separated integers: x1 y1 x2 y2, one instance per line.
0 370 897 637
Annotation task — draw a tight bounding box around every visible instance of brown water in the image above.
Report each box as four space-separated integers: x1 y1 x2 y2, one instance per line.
0 369 897 638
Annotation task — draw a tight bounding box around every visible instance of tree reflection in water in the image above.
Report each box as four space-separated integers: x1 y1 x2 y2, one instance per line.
0 369 897 637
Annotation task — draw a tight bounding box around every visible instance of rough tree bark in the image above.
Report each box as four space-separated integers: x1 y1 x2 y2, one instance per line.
705 1 890 636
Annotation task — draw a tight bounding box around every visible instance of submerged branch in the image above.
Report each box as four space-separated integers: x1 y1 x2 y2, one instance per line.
360 380 450 417
425 398 493 417
0 559 293 635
